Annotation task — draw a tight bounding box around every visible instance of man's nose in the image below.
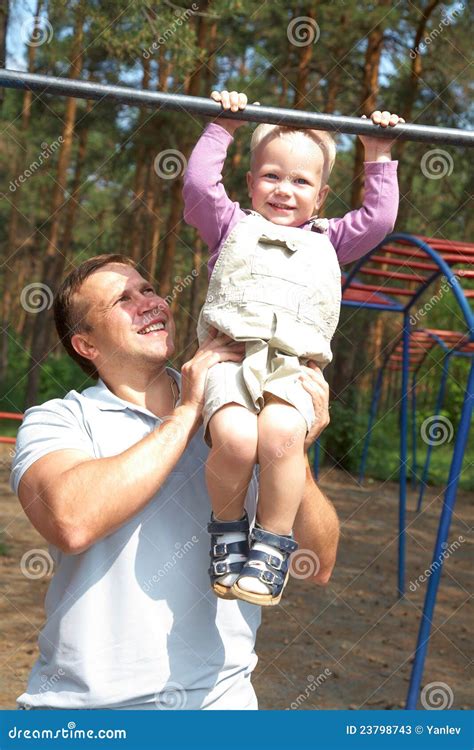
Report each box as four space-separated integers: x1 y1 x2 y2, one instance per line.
138 295 169 317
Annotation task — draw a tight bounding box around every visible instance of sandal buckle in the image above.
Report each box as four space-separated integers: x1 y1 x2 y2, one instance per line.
267 554 283 570
213 543 227 557
213 561 228 575
260 570 276 584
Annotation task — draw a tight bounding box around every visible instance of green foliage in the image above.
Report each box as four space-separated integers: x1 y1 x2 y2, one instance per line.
0 0 472 479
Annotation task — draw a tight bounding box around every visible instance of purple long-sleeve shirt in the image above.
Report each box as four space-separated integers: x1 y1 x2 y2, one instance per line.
183 123 399 276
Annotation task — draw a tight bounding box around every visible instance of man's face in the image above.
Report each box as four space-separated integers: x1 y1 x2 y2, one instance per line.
72 264 175 377
247 134 328 227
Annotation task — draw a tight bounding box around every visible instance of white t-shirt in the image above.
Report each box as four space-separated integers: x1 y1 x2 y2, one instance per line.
10 370 261 710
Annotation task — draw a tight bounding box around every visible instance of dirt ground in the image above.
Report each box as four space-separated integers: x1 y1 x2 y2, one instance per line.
0 443 472 710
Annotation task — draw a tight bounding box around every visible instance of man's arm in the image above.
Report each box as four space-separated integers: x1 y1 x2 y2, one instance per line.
17 334 244 555
293 457 340 585
293 362 339 584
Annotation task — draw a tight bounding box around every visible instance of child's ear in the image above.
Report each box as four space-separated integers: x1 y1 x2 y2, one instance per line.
315 184 330 212
246 171 254 198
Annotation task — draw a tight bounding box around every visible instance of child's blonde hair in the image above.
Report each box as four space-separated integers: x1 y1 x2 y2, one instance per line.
250 124 337 187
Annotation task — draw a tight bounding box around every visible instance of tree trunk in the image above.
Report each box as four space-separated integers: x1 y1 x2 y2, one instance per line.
156 4 210 296
0 0 43 385
396 0 441 227
24 3 85 408
350 10 387 209
0 0 9 107
293 9 315 108
128 57 151 263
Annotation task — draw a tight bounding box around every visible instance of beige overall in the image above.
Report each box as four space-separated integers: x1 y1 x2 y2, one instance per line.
197 212 341 439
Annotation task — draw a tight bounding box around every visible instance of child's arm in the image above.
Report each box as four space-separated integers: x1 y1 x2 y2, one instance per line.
328 110 405 265
182 91 248 256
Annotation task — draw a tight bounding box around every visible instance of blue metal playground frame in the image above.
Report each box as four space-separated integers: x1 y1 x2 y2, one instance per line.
314 232 473 709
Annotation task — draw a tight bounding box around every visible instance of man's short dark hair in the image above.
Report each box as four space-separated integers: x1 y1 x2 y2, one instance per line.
54 254 136 378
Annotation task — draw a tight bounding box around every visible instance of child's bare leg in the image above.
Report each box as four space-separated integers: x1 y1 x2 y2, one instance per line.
237 395 306 596
207 404 258 587
207 403 258 520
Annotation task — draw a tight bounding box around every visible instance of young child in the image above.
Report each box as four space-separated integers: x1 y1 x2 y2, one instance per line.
183 90 404 606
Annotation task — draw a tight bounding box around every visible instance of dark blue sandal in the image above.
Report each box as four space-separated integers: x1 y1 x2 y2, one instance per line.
208 512 250 599
232 526 298 606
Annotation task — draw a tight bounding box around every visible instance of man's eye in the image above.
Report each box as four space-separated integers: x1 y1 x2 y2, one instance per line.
143 287 155 295
118 295 130 303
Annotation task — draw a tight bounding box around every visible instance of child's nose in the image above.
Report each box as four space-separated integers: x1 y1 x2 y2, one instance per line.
275 179 292 195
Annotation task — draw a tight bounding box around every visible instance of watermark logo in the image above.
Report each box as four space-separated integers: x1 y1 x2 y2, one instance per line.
20 283 54 314
143 3 199 58
9 137 64 192
20 548 54 579
409 274 461 325
164 270 198 306
142 537 198 593
410 3 465 58
409 536 464 592
287 669 332 709
287 16 320 46
154 149 187 180
420 149 454 180
421 681 454 710
289 548 320 579
154 681 187 709
20 16 54 47
420 415 454 446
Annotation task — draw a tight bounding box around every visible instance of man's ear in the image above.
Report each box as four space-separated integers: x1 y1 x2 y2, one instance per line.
246 170 254 198
71 332 99 364
315 184 330 212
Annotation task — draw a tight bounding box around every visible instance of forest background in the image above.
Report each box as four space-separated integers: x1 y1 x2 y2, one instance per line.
0 0 472 488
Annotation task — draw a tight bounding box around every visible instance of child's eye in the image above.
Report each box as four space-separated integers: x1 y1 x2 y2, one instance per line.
264 173 278 180
294 177 309 185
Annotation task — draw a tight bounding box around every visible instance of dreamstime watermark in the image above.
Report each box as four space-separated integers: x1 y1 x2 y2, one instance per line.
410 3 465 59
409 535 464 592
289 548 321 579
287 16 320 46
20 15 54 47
420 681 454 709
20 548 54 579
154 681 187 709
420 148 454 179
164 270 199 306
420 415 454 446
409 273 463 325
143 4 199 58
0 445 16 468
38 668 65 693
154 149 187 179
275 422 306 458
141 536 198 593
287 668 332 709
9 137 64 192
8 724 127 740
20 283 54 314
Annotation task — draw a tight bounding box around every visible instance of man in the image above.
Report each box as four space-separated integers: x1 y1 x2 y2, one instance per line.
11 254 339 710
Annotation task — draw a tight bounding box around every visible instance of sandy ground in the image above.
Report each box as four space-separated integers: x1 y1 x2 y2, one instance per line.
0 443 472 710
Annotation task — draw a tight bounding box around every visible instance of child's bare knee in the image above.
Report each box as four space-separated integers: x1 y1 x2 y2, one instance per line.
209 405 258 464
259 403 306 457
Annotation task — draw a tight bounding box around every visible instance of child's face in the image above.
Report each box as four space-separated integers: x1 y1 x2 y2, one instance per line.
246 135 329 227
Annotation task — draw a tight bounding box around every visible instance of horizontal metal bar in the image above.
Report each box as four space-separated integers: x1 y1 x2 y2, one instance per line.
1 68 473 147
